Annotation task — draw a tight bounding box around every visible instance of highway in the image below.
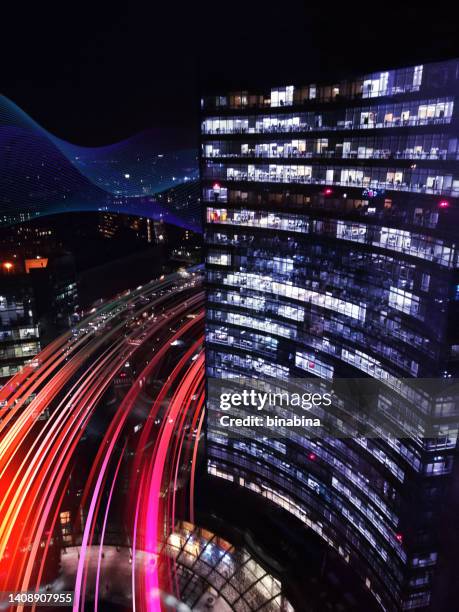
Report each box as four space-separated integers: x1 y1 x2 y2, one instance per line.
0 268 205 611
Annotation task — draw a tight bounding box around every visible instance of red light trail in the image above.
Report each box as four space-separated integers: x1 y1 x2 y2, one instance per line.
0 268 205 610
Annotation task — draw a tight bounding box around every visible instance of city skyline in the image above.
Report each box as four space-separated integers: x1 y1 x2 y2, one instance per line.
1 11 459 610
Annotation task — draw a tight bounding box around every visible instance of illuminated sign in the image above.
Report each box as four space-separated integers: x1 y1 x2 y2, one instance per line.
362 188 385 198
25 258 49 273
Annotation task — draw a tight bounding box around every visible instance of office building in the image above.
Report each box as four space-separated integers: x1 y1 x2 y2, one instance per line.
0 259 40 379
0 253 78 379
201 59 459 610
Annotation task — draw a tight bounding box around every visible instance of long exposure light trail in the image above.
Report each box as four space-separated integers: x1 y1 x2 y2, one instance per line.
0 268 206 611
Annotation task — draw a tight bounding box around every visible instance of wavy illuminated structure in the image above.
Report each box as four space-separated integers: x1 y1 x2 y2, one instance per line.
0 95 201 231
0 267 205 611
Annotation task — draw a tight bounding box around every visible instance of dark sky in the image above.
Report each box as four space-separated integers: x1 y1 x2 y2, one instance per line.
2 2 459 145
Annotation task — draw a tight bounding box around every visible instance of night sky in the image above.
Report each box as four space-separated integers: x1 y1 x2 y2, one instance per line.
2 2 459 146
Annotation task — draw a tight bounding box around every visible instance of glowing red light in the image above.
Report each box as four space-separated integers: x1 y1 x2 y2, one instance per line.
308 452 317 461
213 182 221 190
324 188 333 195
395 533 403 543
439 200 449 208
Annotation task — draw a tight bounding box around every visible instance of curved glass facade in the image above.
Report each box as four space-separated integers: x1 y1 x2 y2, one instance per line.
202 59 459 611
163 522 293 611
